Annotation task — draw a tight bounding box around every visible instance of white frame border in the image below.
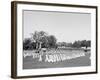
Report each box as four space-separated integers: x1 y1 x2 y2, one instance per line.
16 3 97 76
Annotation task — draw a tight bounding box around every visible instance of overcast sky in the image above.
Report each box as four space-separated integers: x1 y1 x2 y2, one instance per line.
23 10 91 43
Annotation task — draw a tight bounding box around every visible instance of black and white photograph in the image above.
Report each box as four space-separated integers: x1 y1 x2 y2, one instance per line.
11 1 97 78
23 10 91 69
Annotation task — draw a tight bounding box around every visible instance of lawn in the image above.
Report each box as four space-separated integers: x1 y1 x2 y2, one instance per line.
23 49 91 69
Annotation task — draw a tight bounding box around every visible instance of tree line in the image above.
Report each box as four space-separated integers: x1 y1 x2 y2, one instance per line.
58 40 90 48
23 31 91 50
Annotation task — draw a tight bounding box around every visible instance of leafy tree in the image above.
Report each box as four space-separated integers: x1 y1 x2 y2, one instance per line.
81 40 91 49
31 31 48 50
47 35 57 48
31 31 57 49
23 38 33 50
72 41 81 48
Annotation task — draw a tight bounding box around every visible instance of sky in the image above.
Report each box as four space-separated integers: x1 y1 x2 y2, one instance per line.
23 10 91 43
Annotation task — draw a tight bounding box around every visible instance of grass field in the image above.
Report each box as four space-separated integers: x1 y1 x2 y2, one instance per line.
23 49 91 69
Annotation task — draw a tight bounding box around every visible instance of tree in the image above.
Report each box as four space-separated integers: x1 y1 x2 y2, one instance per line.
31 31 57 49
47 35 57 48
72 41 81 48
72 40 91 49
86 40 91 47
31 31 48 50
40 36 49 48
81 40 91 49
23 38 33 50
31 31 39 49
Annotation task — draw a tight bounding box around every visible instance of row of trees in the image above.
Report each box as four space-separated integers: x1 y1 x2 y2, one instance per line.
23 31 57 50
58 40 91 48
23 31 91 50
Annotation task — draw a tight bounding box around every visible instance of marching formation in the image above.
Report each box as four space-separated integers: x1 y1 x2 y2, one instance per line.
44 53 85 62
24 50 86 63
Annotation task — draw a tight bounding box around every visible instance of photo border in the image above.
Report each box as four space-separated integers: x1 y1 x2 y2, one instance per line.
11 1 98 79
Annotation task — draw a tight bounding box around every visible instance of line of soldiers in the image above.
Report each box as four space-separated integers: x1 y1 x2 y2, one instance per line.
38 52 85 62
24 51 86 63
